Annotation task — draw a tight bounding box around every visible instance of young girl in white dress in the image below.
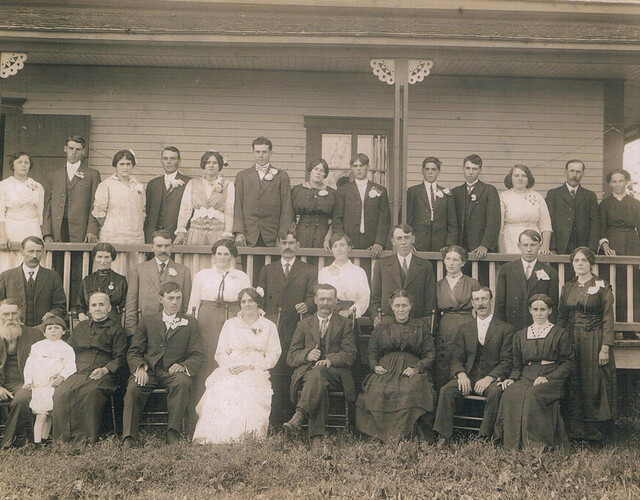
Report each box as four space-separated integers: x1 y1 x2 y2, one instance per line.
23 316 76 444
193 287 281 444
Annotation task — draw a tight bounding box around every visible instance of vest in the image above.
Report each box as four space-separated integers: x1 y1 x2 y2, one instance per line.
23 273 36 327
469 341 486 380
3 346 22 384
156 186 171 230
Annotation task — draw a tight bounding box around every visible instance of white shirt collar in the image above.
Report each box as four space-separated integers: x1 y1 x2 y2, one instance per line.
155 257 170 268
397 252 412 268
565 183 578 194
613 193 626 201
22 263 40 280
318 313 332 323
355 178 369 188
281 257 296 269
162 312 177 324
466 180 479 189
423 181 437 190
66 161 81 171
476 314 493 345
521 258 537 270
255 163 270 171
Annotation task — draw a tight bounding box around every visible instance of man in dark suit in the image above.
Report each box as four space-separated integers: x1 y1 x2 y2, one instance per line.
433 287 514 442
451 154 500 258
143 146 191 243
233 137 294 248
407 156 458 252
332 153 390 258
42 135 101 302
122 282 204 448
495 229 559 331
0 236 66 327
0 299 43 447
125 230 191 336
283 284 357 439
368 224 436 326
258 229 317 428
546 159 599 254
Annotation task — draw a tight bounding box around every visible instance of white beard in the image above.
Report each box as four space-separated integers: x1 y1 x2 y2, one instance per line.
0 323 22 342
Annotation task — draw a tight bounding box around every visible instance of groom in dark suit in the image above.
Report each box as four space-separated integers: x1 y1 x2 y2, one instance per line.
368 224 436 326
233 136 294 248
332 153 390 258
144 146 191 243
284 284 357 439
545 159 599 254
406 156 458 252
433 287 514 442
42 135 101 302
0 236 66 327
258 230 317 428
122 282 204 447
495 229 559 331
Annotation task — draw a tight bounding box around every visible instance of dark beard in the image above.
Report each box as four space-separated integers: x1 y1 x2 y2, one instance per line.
0 323 22 342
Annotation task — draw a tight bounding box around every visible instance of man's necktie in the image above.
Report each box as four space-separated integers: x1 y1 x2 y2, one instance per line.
402 257 409 275
525 263 532 279
320 318 328 338
28 271 35 284
429 185 435 221
284 263 291 277
159 262 166 275
216 272 228 303
570 189 576 199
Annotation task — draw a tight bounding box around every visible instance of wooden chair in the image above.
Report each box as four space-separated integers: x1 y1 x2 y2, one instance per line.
139 388 185 432
452 394 487 432
296 390 350 430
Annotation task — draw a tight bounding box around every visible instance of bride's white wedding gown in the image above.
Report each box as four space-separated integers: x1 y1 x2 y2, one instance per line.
192 313 281 444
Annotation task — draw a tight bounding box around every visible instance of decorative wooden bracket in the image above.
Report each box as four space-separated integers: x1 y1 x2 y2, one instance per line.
1 52 27 79
370 59 433 85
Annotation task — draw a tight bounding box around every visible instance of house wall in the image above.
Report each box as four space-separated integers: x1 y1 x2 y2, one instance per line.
2 65 603 197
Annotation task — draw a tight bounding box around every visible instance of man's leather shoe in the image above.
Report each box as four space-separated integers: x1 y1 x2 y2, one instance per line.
166 429 181 445
283 411 305 437
436 436 450 449
122 437 136 450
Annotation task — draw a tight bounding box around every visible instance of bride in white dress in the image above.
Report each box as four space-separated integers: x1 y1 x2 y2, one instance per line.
193 287 281 444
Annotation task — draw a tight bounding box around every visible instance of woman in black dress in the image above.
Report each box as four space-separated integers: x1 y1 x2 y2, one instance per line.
558 247 616 440
76 242 127 322
291 159 336 249
599 168 640 321
494 294 573 451
356 290 436 442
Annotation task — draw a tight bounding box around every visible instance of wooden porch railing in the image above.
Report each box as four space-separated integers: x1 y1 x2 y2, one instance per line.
29 243 640 369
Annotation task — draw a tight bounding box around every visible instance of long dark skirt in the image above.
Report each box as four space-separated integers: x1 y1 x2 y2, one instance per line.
434 311 474 392
494 364 568 451
567 328 617 438
356 351 436 442
52 373 118 443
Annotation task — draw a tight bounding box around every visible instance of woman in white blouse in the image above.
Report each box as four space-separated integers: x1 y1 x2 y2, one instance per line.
174 150 235 245
499 164 552 254
92 150 145 245
188 239 251 408
0 152 45 268
318 233 370 319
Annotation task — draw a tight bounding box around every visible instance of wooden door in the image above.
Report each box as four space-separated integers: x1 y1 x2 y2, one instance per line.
1 114 91 185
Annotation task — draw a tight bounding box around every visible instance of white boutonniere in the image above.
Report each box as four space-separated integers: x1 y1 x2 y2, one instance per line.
442 187 451 195
435 190 444 199
318 189 329 197
587 280 606 295
169 178 185 189
167 268 178 277
470 194 477 202
212 177 226 193
369 188 381 199
251 327 264 336
525 193 538 206
535 269 550 281
108 282 115 291
255 286 265 298
264 168 277 181
169 318 188 330
75 171 85 180
25 179 39 192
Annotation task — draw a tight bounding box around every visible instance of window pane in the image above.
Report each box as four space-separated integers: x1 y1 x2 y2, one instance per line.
322 133 351 171
357 134 388 185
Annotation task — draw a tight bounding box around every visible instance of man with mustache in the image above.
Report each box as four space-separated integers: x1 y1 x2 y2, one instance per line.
125 230 191 337
0 236 66 327
0 298 44 447
433 287 514 443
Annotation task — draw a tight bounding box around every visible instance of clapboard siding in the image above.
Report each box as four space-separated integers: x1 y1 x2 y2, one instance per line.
3 65 603 196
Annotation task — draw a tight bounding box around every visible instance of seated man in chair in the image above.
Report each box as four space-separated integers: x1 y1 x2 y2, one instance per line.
122 282 204 448
433 287 513 443
284 284 356 439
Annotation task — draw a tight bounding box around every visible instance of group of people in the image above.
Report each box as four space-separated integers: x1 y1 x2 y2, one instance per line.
0 133 627 451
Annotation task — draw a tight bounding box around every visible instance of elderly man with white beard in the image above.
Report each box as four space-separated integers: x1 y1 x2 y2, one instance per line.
0 298 43 447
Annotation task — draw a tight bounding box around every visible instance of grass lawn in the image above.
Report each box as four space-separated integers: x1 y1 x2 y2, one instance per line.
2 412 640 500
